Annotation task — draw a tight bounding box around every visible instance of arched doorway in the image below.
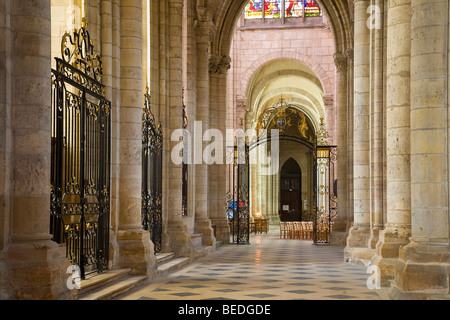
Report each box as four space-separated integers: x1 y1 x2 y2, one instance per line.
280 158 302 222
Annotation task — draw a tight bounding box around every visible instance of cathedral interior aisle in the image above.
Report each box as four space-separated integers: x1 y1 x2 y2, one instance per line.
118 228 383 300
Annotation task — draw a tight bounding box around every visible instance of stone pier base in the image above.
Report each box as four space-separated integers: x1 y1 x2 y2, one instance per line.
372 227 410 287
117 229 157 277
344 225 374 263
388 241 450 300
195 219 216 247
166 221 193 258
211 218 230 245
6 235 76 300
330 220 350 246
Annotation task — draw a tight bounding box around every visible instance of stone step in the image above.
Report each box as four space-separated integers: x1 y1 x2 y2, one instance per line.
79 269 131 295
157 257 190 276
156 252 175 264
80 276 147 300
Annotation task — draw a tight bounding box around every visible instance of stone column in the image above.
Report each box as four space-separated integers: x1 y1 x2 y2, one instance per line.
369 0 385 248
192 21 214 247
332 52 349 246
373 0 411 287
165 0 192 257
116 0 156 276
346 48 355 230
5 0 74 299
100 0 119 273
209 54 231 245
390 0 450 299
345 0 372 262
109 0 121 270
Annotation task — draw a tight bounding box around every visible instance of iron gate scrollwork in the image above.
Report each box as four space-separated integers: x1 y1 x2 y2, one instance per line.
313 119 337 244
227 136 250 244
50 19 111 278
142 89 163 253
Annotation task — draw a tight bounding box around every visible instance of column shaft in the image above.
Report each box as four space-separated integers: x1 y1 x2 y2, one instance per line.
332 52 349 246
117 0 156 276
373 0 411 287
345 0 372 262
165 0 192 257
369 0 385 247
390 0 450 299
6 0 72 299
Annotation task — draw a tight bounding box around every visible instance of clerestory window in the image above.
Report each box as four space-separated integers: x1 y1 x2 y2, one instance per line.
245 0 322 21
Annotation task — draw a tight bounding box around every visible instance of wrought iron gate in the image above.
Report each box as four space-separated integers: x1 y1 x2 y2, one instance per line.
227 138 250 244
50 20 111 278
141 89 163 253
313 120 337 244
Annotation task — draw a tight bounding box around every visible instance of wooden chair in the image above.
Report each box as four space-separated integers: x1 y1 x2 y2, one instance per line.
293 222 301 239
300 222 306 240
287 222 295 239
279 222 287 239
262 219 269 233
306 222 313 240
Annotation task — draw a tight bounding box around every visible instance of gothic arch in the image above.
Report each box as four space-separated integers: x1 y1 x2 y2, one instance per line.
241 53 333 99
208 0 353 59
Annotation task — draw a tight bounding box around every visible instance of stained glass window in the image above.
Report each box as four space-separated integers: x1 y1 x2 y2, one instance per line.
265 0 282 19
244 0 322 20
285 0 304 18
304 0 322 17
245 0 264 20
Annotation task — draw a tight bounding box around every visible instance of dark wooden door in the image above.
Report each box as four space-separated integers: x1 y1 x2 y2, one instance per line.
280 158 302 221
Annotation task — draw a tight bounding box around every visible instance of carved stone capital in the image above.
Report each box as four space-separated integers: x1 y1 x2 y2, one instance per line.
209 54 231 74
334 52 348 72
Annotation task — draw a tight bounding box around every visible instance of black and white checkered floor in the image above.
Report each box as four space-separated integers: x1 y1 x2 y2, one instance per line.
119 228 383 300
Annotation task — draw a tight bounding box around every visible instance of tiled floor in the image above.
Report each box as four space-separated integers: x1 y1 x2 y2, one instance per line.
119 227 383 300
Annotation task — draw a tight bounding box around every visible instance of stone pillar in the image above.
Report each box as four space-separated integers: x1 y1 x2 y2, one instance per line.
390 0 450 299
345 0 372 263
272 170 280 224
116 0 156 276
192 21 214 247
5 0 74 299
165 0 192 257
373 0 411 287
100 0 119 273
332 52 349 246
209 54 231 245
346 48 355 231
369 0 385 249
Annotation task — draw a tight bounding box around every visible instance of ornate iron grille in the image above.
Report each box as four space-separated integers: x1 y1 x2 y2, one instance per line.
313 119 337 244
227 137 250 244
142 89 163 253
50 19 111 279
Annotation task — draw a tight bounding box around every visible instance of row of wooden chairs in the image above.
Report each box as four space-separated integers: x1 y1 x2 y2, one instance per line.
279 221 314 240
250 218 269 234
